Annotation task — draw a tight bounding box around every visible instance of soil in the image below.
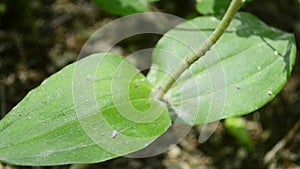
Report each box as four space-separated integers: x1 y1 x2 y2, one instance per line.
0 0 299 169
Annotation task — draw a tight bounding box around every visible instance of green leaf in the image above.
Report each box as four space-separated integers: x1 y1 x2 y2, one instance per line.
195 0 231 15
147 12 297 125
224 117 254 152
0 53 171 166
195 0 253 15
0 3 6 15
93 0 159 16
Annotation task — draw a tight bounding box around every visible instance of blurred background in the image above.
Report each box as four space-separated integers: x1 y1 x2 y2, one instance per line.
0 0 299 168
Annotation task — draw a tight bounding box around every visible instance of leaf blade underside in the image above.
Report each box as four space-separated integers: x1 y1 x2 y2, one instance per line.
0 53 171 166
147 12 297 125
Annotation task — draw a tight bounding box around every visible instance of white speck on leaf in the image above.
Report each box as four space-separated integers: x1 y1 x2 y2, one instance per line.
86 75 93 81
236 85 241 90
258 66 261 70
211 17 218 21
274 51 279 56
268 91 273 96
112 130 119 139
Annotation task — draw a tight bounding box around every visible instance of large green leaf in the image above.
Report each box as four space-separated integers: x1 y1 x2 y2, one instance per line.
147 12 296 125
0 53 171 166
93 0 159 16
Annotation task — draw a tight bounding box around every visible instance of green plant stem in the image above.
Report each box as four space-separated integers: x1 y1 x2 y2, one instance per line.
154 0 245 100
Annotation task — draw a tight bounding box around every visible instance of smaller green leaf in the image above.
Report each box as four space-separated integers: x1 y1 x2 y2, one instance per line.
0 3 6 15
196 0 231 15
195 0 253 15
224 117 254 152
93 0 159 16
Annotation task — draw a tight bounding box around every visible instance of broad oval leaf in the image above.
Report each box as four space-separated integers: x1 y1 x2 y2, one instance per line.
147 12 297 125
93 0 159 16
0 53 171 166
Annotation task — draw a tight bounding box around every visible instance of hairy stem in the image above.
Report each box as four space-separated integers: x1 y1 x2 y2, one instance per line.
154 0 245 100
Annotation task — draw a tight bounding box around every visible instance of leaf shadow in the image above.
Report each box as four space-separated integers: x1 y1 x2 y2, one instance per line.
234 14 295 76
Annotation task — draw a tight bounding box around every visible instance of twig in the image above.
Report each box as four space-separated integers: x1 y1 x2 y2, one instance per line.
264 117 300 164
